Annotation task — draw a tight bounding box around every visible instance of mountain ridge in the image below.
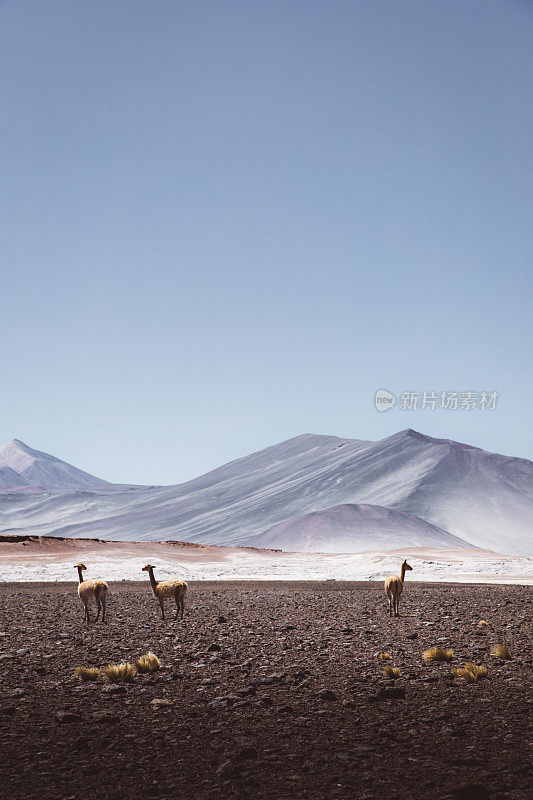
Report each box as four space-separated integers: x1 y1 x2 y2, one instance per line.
0 430 531 555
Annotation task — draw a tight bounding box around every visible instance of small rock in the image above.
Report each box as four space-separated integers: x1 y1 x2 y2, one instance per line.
217 760 244 779
73 736 89 749
277 704 295 714
336 752 353 766
236 746 258 760
406 632 418 640
207 643 222 652
236 687 255 697
293 668 308 679
56 711 82 723
217 616 228 623
150 698 172 708
451 784 489 800
319 689 338 702
373 687 406 701
92 711 120 723
209 694 241 707
452 757 481 767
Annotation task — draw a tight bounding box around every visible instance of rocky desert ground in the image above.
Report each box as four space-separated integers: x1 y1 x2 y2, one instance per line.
0 580 531 800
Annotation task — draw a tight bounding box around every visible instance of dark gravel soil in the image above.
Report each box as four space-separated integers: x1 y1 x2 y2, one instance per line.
0 580 531 800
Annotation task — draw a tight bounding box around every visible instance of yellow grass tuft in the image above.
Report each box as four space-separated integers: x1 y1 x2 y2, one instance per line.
465 662 487 679
490 643 511 660
382 665 400 679
135 651 161 673
422 647 454 662
453 667 476 684
478 620 488 626
454 663 487 683
74 666 100 682
378 652 391 661
102 662 137 683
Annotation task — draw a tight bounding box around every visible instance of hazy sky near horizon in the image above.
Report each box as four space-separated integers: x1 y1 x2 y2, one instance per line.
1 0 532 484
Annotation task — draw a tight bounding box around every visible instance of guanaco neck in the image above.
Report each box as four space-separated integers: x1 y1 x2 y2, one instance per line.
76 566 85 584
147 568 158 595
400 563 407 582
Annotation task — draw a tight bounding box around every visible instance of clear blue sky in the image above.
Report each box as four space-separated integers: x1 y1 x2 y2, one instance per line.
1 0 532 484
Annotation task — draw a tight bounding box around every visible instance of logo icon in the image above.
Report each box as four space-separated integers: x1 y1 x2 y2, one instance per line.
375 389 396 412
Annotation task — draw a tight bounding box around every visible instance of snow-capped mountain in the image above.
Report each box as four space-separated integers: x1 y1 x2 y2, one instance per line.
0 439 108 490
0 430 531 555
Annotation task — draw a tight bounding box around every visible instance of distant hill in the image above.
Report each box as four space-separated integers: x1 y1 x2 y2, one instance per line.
0 430 531 555
246 503 473 553
0 439 108 490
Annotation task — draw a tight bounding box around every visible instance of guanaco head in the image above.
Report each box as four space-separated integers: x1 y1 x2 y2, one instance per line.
74 563 87 571
402 560 413 572
142 564 155 572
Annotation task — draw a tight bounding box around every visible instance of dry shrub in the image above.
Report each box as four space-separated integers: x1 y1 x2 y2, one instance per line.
422 647 454 662
378 652 391 661
74 666 100 682
490 643 511 660
382 665 400 679
135 651 161 673
454 663 487 683
466 662 487 679
478 620 488 627
102 662 137 683
453 667 476 684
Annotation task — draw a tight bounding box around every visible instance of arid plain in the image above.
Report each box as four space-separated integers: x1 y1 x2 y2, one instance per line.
0 579 531 800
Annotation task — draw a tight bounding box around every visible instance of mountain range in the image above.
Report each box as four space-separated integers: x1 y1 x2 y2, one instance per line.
0 430 531 555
